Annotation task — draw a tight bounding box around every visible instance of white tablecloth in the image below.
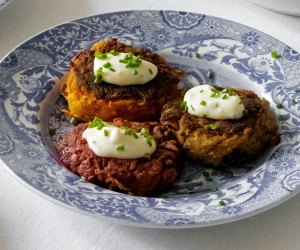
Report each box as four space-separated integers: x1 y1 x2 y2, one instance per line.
1 0 300 249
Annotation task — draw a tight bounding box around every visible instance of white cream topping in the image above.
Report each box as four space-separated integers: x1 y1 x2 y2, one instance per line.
183 85 245 120
93 52 158 86
82 125 156 159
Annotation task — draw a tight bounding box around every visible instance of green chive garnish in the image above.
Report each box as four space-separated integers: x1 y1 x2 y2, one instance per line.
271 51 280 58
49 128 56 136
205 176 213 182
180 100 188 111
219 200 226 206
134 70 138 75
144 153 151 160
149 68 153 74
94 67 103 83
204 123 219 130
195 52 201 59
295 89 300 93
276 103 284 109
207 68 214 79
291 99 297 104
117 145 125 151
200 100 207 106
94 51 108 60
70 117 78 126
104 129 109 136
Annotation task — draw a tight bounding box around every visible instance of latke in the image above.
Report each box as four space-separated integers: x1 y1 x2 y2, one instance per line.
61 39 184 122
160 88 280 167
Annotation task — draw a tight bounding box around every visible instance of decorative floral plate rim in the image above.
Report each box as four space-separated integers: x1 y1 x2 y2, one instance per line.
0 10 299 228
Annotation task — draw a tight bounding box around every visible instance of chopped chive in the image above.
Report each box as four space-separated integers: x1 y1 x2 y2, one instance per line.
180 100 188 111
211 187 219 192
134 70 138 75
70 117 78 126
94 51 108 60
94 67 103 83
276 103 284 109
207 68 214 79
295 89 300 93
148 68 153 74
103 62 112 68
219 200 226 206
200 100 207 106
88 117 109 130
49 128 56 136
222 94 228 100
195 52 201 58
205 176 213 182
190 105 195 111
271 51 280 58
291 99 297 104
144 153 151 160
116 145 125 151
104 129 109 136
200 89 204 93
203 171 210 177
204 123 219 130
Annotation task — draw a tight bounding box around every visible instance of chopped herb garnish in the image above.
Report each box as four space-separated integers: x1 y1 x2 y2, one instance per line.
140 128 154 147
49 128 56 136
122 126 139 138
70 117 78 126
134 70 138 75
222 94 228 100
94 67 103 83
88 117 109 130
200 89 204 93
295 89 300 93
204 123 219 130
211 187 219 192
190 105 195 111
207 68 214 79
195 52 201 59
180 100 188 111
276 103 284 109
104 129 109 136
291 99 297 104
119 52 142 68
144 153 151 160
148 68 153 74
103 62 115 72
205 176 213 182
203 171 210 177
103 62 112 68
200 100 207 106
108 50 120 56
271 51 281 58
219 200 226 206
116 145 125 151
94 51 108 60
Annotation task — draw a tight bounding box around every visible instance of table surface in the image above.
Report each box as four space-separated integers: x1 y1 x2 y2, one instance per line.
1 0 300 249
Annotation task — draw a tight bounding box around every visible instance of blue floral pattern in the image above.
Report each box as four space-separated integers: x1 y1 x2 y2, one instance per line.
0 10 300 228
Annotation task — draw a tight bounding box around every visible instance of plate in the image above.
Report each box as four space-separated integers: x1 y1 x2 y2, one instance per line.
0 10 300 228
248 0 300 16
0 0 12 11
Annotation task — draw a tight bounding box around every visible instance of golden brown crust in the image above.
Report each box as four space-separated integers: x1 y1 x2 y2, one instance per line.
160 88 280 167
61 39 184 122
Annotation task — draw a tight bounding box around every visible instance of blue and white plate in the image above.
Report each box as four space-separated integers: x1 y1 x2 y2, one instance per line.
0 10 300 228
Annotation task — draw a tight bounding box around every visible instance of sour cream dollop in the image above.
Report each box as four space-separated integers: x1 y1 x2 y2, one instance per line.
82 120 156 159
183 85 245 120
93 52 158 86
